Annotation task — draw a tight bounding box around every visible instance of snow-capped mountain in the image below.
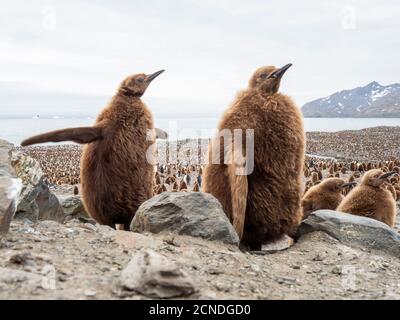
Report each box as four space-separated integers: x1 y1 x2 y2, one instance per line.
302 81 400 117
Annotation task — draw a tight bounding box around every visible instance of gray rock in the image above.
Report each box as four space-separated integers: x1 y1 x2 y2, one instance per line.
130 192 239 245
0 267 42 286
58 195 89 220
119 249 195 298
298 210 400 258
11 151 64 222
0 140 21 236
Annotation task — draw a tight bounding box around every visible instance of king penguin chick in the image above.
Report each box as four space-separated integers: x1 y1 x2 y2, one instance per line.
337 169 397 227
301 178 356 219
21 70 167 230
203 63 305 250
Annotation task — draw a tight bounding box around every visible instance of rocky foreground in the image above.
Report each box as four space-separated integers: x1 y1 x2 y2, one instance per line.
2 215 400 300
1 139 400 300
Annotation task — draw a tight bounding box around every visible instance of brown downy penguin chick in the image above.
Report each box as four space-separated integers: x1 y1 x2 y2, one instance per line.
203 63 305 250
192 181 200 192
21 70 167 230
179 180 187 191
311 171 319 184
301 178 356 219
337 169 397 227
155 174 162 185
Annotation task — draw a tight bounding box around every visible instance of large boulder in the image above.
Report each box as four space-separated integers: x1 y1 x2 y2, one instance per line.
11 150 64 222
0 140 22 235
130 192 239 245
298 210 400 258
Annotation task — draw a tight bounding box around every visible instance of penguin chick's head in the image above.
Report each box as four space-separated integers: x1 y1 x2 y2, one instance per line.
119 69 165 97
319 177 356 192
362 169 398 188
249 63 292 94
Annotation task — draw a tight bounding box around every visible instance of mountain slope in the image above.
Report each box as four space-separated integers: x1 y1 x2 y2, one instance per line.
302 81 400 117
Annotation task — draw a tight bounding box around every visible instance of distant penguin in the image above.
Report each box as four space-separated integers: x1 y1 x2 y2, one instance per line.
196 174 202 187
183 174 191 186
165 175 175 184
203 63 305 250
311 172 319 184
337 169 397 227
192 181 200 192
21 70 167 230
179 180 187 191
301 178 356 219
155 173 162 185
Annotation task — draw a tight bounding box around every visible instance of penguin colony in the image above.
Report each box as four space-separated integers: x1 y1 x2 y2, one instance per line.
20 66 400 240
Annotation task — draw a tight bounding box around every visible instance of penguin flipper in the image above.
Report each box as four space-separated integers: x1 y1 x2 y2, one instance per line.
21 126 103 146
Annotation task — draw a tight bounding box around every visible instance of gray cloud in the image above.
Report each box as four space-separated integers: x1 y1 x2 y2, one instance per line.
0 0 399 117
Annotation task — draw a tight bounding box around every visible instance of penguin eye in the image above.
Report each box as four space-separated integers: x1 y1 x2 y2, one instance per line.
260 74 267 79
137 77 145 83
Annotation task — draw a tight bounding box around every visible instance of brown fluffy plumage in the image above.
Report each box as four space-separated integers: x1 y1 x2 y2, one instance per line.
337 169 397 227
21 70 166 229
203 64 305 250
301 178 355 219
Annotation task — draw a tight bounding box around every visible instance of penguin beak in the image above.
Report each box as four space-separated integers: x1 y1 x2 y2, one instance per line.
340 182 357 188
146 70 165 83
379 171 397 180
268 63 292 79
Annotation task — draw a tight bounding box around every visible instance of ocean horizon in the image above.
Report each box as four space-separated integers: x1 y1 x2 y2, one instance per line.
1 116 400 145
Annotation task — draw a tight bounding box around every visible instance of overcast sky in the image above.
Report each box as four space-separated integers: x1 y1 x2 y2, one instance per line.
0 0 399 117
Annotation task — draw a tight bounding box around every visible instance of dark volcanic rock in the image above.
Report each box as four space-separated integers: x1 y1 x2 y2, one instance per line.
298 210 400 257
130 192 239 245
